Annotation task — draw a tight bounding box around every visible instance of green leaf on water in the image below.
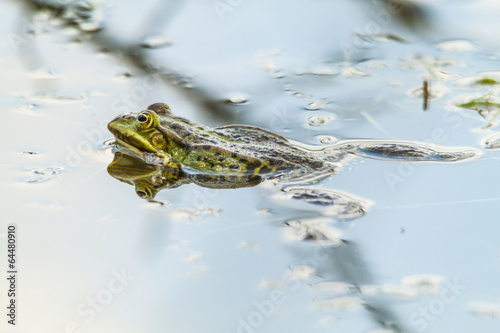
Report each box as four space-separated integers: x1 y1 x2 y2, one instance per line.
457 96 500 110
475 78 498 86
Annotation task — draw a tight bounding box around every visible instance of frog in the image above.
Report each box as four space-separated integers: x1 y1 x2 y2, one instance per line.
107 103 480 184
107 103 342 182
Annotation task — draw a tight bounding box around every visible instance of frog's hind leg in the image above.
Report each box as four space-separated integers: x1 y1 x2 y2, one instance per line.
328 140 482 163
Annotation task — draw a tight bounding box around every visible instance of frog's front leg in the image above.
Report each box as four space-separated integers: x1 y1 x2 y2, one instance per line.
142 151 172 165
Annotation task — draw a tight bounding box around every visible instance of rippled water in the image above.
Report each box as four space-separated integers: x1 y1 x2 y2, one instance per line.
2 0 500 332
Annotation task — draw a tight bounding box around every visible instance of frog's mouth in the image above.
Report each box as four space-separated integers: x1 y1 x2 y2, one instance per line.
108 116 158 154
108 117 171 165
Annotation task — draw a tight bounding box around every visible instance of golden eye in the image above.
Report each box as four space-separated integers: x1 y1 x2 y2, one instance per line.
135 111 154 130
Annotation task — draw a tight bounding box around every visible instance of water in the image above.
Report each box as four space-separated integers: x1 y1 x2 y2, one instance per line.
2 0 500 332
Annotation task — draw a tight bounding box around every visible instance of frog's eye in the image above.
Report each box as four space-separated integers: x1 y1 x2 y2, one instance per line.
135 111 154 130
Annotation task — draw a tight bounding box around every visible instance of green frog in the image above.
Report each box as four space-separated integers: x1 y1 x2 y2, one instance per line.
108 103 342 181
108 103 480 183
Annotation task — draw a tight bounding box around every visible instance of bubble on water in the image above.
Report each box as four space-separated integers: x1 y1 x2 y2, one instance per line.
305 101 326 111
437 39 475 52
308 115 335 126
225 93 249 104
141 35 173 49
342 67 372 78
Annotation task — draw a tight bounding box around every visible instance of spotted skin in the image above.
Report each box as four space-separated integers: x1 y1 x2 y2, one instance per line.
108 103 336 179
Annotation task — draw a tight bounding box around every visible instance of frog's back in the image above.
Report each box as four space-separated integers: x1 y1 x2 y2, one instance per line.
160 114 329 176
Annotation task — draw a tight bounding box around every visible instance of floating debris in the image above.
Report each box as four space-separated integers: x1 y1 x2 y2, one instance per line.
22 151 39 155
141 35 173 49
284 217 343 244
169 206 220 220
423 79 429 110
288 265 315 281
17 104 39 114
342 67 372 78
224 93 249 104
469 301 500 318
277 187 369 219
115 72 132 81
30 67 58 79
317 135 338 144
379 284 417 299
308 66 339 76
353 32 407 44
401 274 444 295
456 94 500 127
65 0 105 33
437 39 475 52
454 72 500 88
237 240 259 250
25 166 64 183
313 281 357 293
184 251 202 262
259 279 286 290
308 115 335 127
315 296 363 310
30 92 85 103
484 133 500 149
293 92 311 100
408 83 449 101
186 265 210 277
305 101 326 111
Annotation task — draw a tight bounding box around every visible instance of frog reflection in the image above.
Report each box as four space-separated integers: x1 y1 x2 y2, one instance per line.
107 152 264 200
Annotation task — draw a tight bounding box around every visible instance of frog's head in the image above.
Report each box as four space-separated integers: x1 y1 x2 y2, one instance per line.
107 103 172 158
